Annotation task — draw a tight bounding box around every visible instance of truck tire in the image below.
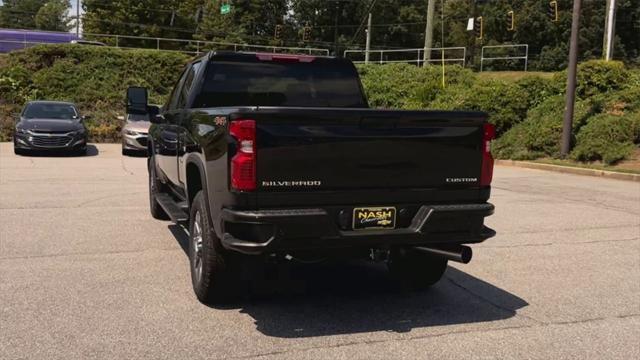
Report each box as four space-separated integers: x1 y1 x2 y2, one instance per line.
148 156 169 220
188 191 239 304
388 247 448 290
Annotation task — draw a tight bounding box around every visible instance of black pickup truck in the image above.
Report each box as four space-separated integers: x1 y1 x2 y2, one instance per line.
127 52 496 303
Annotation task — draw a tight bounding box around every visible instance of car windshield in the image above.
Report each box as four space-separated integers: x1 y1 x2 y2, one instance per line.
23 103 78 120
127 113 149 121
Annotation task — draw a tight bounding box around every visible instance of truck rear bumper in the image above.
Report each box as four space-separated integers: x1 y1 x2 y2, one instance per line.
220 203 495 255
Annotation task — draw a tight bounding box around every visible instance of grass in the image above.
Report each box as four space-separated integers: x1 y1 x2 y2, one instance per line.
477 71 554 81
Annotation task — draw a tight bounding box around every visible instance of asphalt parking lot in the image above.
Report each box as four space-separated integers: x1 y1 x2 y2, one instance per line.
1 142 639 359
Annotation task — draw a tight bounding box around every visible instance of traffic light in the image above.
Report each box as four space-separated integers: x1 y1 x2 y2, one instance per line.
274 24 283 40
475 16 483 40
548 1 558 22
302 26 311 42
507 10 515 31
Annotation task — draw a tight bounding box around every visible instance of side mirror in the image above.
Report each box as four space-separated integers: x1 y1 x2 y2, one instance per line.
148 105 163 124
148 105 160 117
150 114 165 124
126 86 149 115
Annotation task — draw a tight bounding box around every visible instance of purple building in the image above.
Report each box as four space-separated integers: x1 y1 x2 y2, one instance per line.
0 28 78 53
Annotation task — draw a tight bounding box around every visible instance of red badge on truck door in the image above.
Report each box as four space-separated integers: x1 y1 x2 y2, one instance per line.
214 116 227 126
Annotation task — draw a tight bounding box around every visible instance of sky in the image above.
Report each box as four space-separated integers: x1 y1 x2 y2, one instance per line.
70 0 84 16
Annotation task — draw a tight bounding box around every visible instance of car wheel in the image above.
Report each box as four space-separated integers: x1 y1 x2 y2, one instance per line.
122 147 128 156
387 247 448 290
189 191 241 304
14 147 25 155
76 147 87 156
148 156 169 220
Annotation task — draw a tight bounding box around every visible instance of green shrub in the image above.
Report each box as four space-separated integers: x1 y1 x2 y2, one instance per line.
552 60 629 99
358 63 423 109
493 95 599 160
0 65 36 104
357 63 475 109
429 79 529 135
571 112 640 165
0 44 190 142
514 75 563 109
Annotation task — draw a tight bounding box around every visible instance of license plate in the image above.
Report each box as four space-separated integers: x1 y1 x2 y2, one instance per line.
352 207 396 230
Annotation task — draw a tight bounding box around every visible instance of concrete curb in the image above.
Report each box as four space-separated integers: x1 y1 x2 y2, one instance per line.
495 159 640 182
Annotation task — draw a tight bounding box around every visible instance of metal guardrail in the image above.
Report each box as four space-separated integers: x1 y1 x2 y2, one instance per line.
0 30 330 56
480 44 529 71
83 33 330 56
343 47 466 67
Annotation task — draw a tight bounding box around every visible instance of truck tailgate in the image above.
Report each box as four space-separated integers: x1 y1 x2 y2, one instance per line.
232 108 488 191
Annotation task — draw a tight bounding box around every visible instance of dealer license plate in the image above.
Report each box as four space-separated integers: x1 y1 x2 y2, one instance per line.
352 207 396 230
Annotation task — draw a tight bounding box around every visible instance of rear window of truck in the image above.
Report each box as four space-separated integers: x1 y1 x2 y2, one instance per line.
193 59 368 108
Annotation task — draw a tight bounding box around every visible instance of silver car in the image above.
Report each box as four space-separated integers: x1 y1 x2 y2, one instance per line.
121 113 150 155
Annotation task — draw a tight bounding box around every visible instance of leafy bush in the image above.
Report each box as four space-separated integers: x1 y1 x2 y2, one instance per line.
357 63 475 109
571 112 640 165
552 60 629 98
514 75 563 109
429 79 529 135
1 44 638 163
493 95 598 160
0 44 189 142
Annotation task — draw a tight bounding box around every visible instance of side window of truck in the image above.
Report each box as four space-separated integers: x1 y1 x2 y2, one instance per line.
167 68 190 113
177 61 201 109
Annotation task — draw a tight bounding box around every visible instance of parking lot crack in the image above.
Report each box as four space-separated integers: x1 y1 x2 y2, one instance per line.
482 236 639 249
121 157 134 175
499 224 639 236
229 314 640 359
74 191 140 208
0 247 181 261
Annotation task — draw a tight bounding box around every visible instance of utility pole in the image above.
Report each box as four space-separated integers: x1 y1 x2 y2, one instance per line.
603 0 617 60
468 0 478 68
365 13 372 64
423 0 436 64
561 0 582 157
76 0 80 37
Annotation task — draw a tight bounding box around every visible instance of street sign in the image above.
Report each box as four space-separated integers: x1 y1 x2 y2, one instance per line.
220 4 231 15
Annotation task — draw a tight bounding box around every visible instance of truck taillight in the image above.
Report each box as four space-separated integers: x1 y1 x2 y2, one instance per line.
480 123 496 187
229 119 256 191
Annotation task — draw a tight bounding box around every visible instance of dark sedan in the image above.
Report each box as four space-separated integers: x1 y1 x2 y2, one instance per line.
13 101 88 155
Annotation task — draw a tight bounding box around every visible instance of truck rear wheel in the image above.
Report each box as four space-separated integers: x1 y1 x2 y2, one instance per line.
148 156 169 220
189 191 239 304
388 247 448 290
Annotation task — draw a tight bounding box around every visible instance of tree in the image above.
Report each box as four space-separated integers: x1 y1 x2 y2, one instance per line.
76 0 639 68
195 1 246 45
0 0 47 29
291 0 369 53
196 0 288 46
82 0 201 46
35 0 71 31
